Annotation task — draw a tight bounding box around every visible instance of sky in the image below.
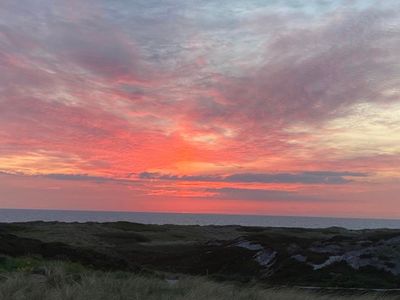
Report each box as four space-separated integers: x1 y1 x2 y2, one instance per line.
0 0 399 218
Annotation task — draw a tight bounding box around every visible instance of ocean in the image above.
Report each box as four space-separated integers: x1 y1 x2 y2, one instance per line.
0 209 399 229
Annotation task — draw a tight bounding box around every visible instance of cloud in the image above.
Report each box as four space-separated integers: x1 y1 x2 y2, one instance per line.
42 173 115 183
207 187 316 202
139 171 367 184
139 172 220 182
225 172 367 184
0 0 399 216
0 171 141 186
204 8 400 132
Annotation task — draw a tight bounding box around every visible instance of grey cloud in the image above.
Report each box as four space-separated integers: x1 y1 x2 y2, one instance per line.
42 173 114 183
225 172 367 184
0 171 140 185
42 173 144 186
48 22 148 81
216 7 400 128
0 1 152 84
139 171 367 184
139 172 221 182
207 187 315 201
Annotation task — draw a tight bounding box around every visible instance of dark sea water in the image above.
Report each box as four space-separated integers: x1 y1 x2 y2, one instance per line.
0 209 399 229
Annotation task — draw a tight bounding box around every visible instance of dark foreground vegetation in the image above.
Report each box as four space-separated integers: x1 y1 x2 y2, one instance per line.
0 221 399 299
0 258 397 300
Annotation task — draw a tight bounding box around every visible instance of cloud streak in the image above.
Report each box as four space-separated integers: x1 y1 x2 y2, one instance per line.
206 187 316 202
139 171 367 184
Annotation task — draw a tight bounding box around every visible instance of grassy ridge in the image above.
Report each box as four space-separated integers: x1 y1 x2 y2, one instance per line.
1 222 400 290
0 258 395 300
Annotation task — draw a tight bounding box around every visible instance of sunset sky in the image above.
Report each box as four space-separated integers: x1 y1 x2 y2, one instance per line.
0 0 399 218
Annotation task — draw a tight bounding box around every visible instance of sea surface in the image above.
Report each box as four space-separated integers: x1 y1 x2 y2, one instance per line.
0 209 399 229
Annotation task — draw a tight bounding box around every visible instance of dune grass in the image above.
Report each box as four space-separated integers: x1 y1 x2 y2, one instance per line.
0 258 396 300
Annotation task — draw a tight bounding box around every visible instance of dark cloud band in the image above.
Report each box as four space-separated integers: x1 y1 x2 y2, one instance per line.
139 171 367 184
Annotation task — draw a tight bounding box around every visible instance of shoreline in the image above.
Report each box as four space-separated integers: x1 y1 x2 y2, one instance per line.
1 209 399 229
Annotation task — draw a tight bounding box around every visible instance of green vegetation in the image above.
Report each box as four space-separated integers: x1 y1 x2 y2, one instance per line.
0 221 400 292
0 258 395 300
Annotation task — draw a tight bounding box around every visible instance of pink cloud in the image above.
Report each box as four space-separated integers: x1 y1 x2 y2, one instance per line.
0 0 399 217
